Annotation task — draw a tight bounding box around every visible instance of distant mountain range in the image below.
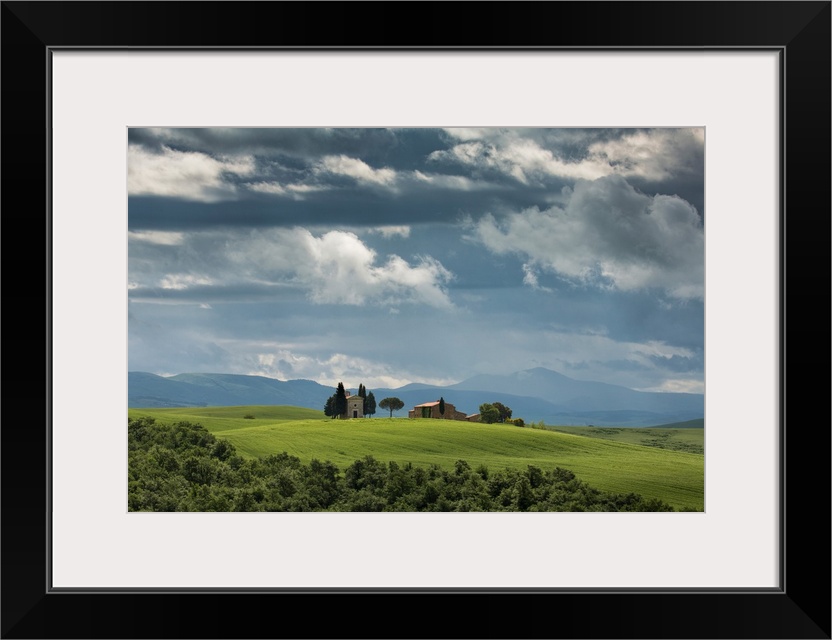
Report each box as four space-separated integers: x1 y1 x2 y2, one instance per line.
128 367 704 427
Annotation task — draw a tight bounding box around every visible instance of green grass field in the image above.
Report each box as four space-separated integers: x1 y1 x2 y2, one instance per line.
546 426 704 454
128 406 704 510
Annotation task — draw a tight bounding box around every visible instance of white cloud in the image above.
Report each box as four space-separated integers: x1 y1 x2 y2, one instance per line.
247 181 327 198
429 139 608 183
285 183 325 194
521 263 551 292
411 170 489 191
318 155 397 186
430 128 704 185
159 274 215 290
522 265 539 288
135 228 454 308
128 230 185 246
247 181 287 195
471 175 703 299
231 344 455 389
441 127 496 141
370 225 411 238
643 379 705 394
587 128 705 182
128 145 255 202
283 230 453 307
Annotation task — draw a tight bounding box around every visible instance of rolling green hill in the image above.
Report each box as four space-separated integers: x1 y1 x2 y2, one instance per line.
547 425 703 454
128 404 323 427
129 406 704 510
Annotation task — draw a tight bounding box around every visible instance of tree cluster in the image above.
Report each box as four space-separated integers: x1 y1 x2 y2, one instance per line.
323 382 376 418
479 402 512 424
358 383 376 417
128 416 680 512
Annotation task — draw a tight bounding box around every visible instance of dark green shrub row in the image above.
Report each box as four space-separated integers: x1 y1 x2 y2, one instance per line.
128 417 675 512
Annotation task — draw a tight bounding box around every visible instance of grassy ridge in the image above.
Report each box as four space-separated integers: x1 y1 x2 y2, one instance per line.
128 406 704 510
649 418 704 429
547 426 704 454
127 405 323 430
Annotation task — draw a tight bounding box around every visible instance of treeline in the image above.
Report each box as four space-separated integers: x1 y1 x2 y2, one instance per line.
128 417 675 512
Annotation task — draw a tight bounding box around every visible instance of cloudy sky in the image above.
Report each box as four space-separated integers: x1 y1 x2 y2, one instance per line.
128 128 704 394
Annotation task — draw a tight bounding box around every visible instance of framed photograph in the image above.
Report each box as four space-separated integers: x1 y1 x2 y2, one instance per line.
123 122 707 518
3 2 829 638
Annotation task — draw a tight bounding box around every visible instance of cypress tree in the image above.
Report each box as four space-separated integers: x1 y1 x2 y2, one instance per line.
358 384 367 416
335 382 347 419
439 397 446 416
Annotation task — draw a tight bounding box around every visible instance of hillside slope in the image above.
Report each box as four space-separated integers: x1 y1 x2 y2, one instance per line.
128 407 704 510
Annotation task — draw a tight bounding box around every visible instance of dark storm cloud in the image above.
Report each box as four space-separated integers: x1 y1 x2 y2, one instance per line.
131 127 666 170
129 128 536 229
626 174 705 221
128 127 445 171
128 184 552 231
129 127 704 228
129 127 389 156
128 283 308 304
432 128 704 204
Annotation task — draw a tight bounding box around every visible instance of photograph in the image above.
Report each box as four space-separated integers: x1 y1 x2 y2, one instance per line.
3 0 828 636
127 126 705 513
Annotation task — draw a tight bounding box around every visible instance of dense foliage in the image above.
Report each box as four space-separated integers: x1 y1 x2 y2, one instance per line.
479 402 512 423
129 417 676 512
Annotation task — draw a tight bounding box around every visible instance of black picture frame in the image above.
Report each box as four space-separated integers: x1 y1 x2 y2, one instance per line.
2 2 829 638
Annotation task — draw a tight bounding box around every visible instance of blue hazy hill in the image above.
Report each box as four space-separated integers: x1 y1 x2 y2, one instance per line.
129 368 703 427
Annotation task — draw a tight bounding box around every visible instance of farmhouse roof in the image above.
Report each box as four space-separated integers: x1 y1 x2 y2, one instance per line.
414 401 441 407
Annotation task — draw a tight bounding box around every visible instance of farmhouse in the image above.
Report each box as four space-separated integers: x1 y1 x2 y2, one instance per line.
408 400 479 422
